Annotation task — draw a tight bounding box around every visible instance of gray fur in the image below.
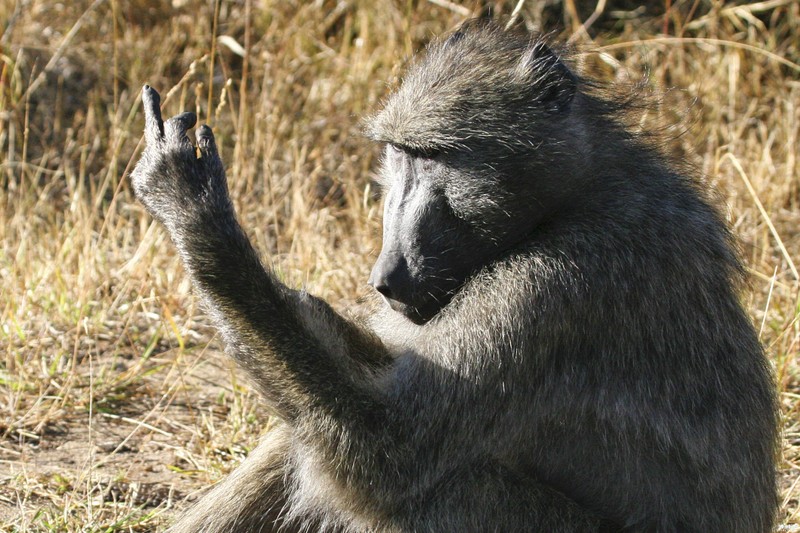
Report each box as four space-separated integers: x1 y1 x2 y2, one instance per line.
131 20 777 533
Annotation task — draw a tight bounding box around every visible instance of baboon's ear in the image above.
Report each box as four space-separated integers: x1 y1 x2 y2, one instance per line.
443 29 465 48
518 41 577 113
444 17 489 48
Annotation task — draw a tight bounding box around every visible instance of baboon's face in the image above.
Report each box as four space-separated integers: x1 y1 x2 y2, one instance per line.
369 145 468 324
369 143 538 324
367 24 579 324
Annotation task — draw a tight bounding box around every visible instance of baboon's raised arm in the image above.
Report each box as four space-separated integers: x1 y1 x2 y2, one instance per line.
133 87 390 419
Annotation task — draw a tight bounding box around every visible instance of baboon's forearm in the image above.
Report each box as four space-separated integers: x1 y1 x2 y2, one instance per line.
172 213 393 420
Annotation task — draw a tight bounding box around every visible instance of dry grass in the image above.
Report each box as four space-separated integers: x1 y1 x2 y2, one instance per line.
0 0 797 530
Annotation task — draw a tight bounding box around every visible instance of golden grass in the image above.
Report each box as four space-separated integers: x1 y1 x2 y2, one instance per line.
0 0 797 530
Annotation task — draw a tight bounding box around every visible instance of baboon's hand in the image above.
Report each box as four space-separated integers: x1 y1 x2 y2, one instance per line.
131 85 231 230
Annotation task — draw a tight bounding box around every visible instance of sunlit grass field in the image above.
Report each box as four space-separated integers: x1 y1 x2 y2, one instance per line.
0 0 798 530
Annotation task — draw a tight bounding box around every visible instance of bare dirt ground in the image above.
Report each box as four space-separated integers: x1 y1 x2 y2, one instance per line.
0 335 268 528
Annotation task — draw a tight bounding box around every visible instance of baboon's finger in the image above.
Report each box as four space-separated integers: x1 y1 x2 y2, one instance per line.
196 125 220 162
164 112 197 147
142 85 165 145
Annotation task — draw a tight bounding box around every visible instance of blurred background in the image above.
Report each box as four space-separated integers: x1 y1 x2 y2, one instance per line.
0 0 798 530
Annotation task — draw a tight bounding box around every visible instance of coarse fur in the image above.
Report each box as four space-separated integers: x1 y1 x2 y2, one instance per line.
131 20 778 533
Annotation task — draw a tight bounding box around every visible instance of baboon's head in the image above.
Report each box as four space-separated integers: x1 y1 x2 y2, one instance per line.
367 20 586 324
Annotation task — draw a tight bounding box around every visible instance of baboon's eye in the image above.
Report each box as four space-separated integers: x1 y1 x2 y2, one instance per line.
386 143 403 156
386 141 441 161
388 143 440 160
405 145 440 159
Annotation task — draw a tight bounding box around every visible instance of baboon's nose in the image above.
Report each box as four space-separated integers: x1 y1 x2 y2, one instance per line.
368 252 410 303
370 280 394 301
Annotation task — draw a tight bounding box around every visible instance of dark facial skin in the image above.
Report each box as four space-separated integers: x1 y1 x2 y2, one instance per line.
369 142 549 324
369 144 466 323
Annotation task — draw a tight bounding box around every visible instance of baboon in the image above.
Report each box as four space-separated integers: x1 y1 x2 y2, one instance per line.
131 20 778 533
